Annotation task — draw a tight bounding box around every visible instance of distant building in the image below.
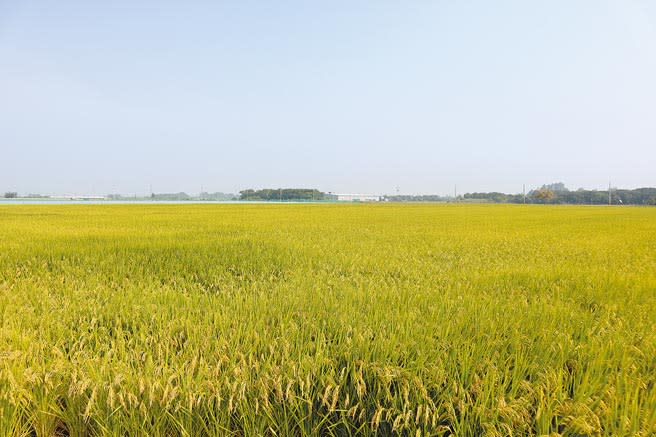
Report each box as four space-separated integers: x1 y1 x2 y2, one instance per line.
333 193 381 202
49 195 106 200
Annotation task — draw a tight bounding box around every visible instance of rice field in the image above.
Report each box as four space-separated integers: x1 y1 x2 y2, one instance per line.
0 204 655 436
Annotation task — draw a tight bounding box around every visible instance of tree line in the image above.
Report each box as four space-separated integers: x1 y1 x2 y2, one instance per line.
239 189 330 201
464 185 656 205
384 184 656 205
5 184 656 205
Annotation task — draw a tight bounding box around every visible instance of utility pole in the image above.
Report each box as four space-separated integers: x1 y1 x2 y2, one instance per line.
608 180 611 206
523 184 526 204
454 185 457 201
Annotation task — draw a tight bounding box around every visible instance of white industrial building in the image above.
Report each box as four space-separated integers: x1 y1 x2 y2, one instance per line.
333 193 382 202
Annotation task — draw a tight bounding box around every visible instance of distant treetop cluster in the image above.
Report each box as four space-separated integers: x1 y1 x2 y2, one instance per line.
239 188 331 201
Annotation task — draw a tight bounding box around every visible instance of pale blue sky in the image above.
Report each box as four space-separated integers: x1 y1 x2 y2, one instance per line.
1 1 655 196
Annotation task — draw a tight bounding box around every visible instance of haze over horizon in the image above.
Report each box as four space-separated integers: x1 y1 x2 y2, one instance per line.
2 1 655 196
